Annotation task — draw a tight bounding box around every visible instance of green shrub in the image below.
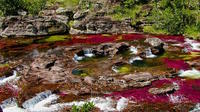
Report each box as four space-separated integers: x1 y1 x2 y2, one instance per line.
143 25 168 35
111 5 142 22
121 0 149 8
0 0 24 15
0 0 47 15
148 0 200 38
23 0 47 15
72 102 95 112
184 25 200 39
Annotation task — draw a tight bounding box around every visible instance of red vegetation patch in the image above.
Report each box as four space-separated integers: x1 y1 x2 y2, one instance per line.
0 84 19 102
154 35 185 43
163 58 190 70
107 78 200 103
122 34 145 41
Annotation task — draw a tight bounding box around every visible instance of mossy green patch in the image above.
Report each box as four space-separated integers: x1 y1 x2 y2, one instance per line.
38 35 71 43
80 73 88 77
0 63 9 68
69 21 75 27
17 39 33 45
72 69 89 77
118 66 131 74
180 52 200 60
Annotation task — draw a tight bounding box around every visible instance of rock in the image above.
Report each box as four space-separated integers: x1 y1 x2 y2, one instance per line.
93 42 130 57
39 10 56 16
0 16 69 37
151 44 165 55
123 72 153 82
188 59 200 68
17 10 27 16
145 38 164 47
0 55 5 63
148 83 179 95
73 10 89 20
56 8 74 19
129 81 152 87
70 17 135 34
93 3 103 11
84 76 95 84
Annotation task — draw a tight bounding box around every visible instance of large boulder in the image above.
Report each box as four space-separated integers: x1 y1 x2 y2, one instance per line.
70 17 135 34
0 16 69 37
145 37 163 47
145 37 165 55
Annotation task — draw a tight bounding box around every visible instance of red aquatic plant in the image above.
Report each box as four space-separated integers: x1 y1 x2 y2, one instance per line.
154 35 185 43
163 58 190 70
122 34 145 41
107 78 200 103
0 83 19 102
0 66 9 73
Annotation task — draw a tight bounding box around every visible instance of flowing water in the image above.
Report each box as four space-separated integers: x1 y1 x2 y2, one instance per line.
0 34 200 112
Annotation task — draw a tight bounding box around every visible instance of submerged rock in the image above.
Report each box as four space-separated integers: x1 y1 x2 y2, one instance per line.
129 56 143 65
112 62 130 74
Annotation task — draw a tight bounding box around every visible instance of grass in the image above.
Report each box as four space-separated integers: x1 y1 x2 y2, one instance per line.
72 102 95 112
143 26 168 35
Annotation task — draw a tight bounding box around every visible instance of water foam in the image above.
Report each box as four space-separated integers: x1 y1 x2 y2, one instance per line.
179 68 200 79
0 71 19 86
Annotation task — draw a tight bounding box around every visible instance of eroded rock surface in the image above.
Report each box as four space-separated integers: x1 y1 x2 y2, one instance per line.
70 17 135 34
148 83 179 95
0 16 69 37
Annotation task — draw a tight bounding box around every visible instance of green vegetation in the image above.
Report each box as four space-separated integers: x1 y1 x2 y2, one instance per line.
72 102 95 112
0 0 47 15
0 0 79 15
38 35 70 43
109 0 200 39
23 0 47 15
0 0 199 39
147 0 200 39
0 63 9 68
111 5 141 22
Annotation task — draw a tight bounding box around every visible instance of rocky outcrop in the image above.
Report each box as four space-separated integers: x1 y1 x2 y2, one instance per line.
70 17 135 34
0 16 69 37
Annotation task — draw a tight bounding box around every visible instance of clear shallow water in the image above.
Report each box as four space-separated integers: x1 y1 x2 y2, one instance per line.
0 34 200 111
